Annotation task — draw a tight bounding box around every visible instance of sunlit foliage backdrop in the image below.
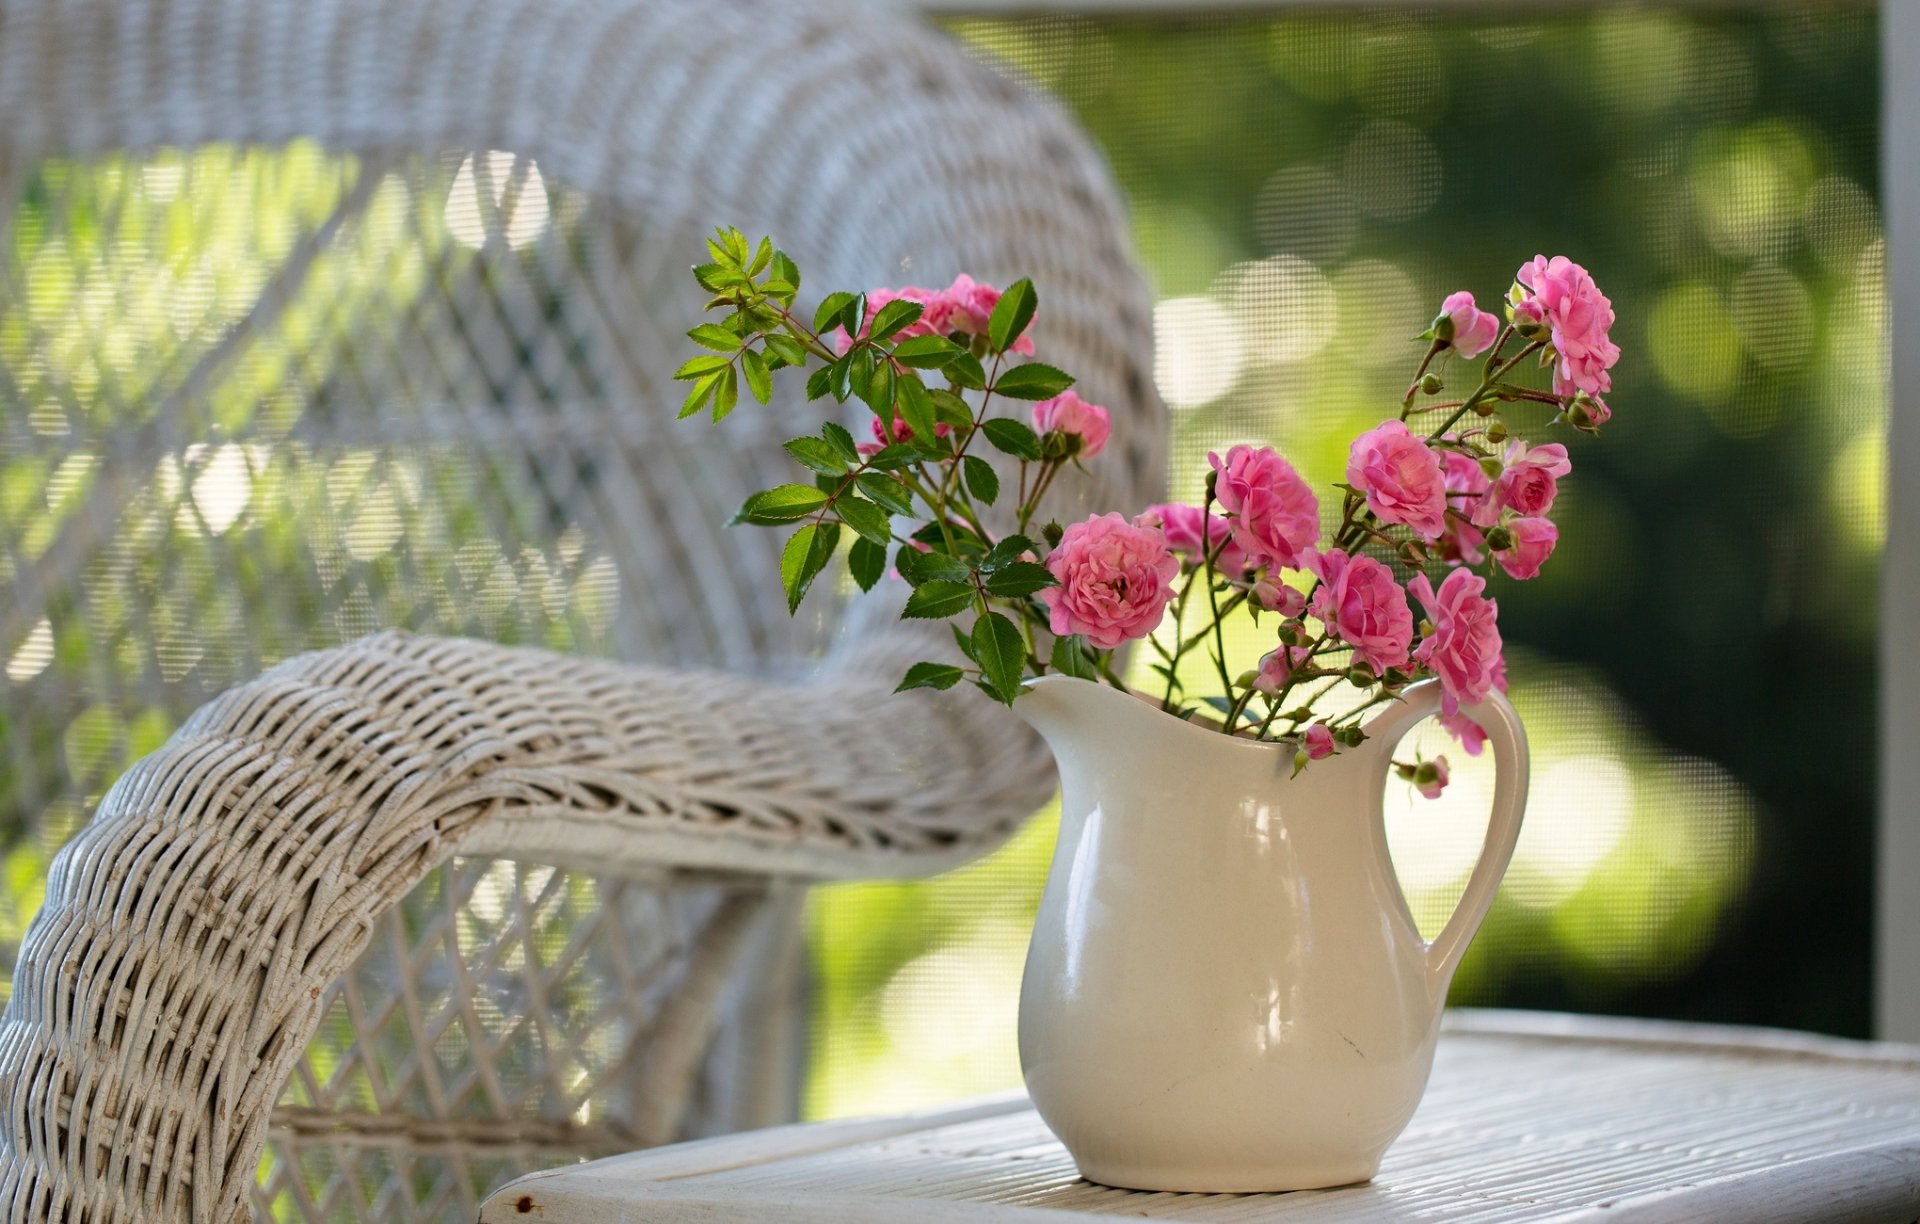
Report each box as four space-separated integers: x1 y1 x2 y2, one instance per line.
806 5 1880 1121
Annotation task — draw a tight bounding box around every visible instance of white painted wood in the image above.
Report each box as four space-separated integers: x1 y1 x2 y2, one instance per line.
1882 0 1920 1046
482 1011 1920 1223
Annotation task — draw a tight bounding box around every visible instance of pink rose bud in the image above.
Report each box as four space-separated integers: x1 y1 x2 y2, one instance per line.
1415 755 1451 799
1495 516 1558 580
1440 656 1507 754
1252 577 1307 618
1032 390 1112 459
1438 291 1500 360
1037 512 1179 649
1307 548 1415 675
1303 724 1335 760
1409 568 1504 719
1253 641 1313 695
1347 419 1449 541
1208 445 1321 570
1474 439 1571 527
1513 254 1620 398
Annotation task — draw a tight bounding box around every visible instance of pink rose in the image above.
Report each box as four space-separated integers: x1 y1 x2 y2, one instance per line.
1474 439 1571 527
1415 755 1451 800
1441 656 1507 755
1439 291 1500 360
1209 445 1321 569
1567 392 1612 431
860 411 951 456
1251 577 1307 617
932 274 1036 356
1439 443 1491 564
1038 512 1179 650
1348 419 1449 540
1253 641 1312 695
1409 568 1503 717
835 286 943 353
1032 391 1112 459
1514 255 1620 398
1303 724 1335 760
1495 516 1558 580
1307 548 1413 674
1137 502 1249 576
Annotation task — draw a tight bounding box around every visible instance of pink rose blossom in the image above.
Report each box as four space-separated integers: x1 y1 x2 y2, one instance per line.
1441 656 1507 755
1514 255 1620 398
1409 568 1503 718
1439 443 1491 564
1473 439 1571 527
1032 391 1112 459
1439 291 1500 360
1209 445 1321 569
932 274 1036 356
1416 755 1451 800
859 411 951 456
1495 516 1558 581
1307 548 1414 674
1303 724 1335 760
1137 502 1249 575
1348 419 1449 540
1251 577 1307 617
1038 513 1179 650
1253 641 1312 694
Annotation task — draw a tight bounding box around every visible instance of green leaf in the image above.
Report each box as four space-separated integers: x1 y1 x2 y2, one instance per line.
784 436 846 475
991 363 1074 400
896 662 965 693
984 561 1055 598
930 389 974 430
870 298 926 342
811 421 854 463
830 356 854 403
947 353 988 390
898 548 971 586
679 372 722 419
674 355 732 381
912 518 987 556
688 323 743 352
711 366 740 421
962 455 1000 505
764 333 808 368
780 522 840 614
972 611 1026 704
864 444 919 471
748 236 773 277
893 335 963 368
771 251 801 294
861 360 896 418
806 366 834 401
734 484 828 524
741 349 773 405
981 418 1043 461
981 534 1037 571
849 536 888 592
903 580 976 619
837 496 893 546
1050 634 1097 680
896 374 938 444
840 293 868 341
692 262 728 292
814 292 856 335
952 622 977 662
856 473 915 515
988 277 1037 354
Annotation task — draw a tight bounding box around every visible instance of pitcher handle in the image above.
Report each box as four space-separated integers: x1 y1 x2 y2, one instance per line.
1363 681 1530 994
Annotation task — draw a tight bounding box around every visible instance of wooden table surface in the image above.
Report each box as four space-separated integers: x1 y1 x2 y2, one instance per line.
483 1011 1920 1223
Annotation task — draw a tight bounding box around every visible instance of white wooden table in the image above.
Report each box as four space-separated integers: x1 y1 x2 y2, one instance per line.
482 1011 1920 1223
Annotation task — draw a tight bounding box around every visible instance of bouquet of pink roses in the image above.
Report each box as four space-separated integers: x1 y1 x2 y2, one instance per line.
679 229 1616 792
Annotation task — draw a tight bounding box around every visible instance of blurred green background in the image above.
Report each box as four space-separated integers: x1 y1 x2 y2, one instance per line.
806 5 1881 1121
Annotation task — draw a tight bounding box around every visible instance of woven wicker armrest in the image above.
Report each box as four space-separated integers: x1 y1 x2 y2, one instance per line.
0 628 1053 1222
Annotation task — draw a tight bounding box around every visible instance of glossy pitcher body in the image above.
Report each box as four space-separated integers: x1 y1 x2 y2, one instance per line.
1014 675 1528 1193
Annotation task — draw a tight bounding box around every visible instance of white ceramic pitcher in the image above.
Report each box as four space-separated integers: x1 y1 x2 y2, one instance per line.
1014 675 1528 1193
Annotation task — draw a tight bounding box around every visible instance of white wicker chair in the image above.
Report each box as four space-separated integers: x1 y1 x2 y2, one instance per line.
0 0 1166 1219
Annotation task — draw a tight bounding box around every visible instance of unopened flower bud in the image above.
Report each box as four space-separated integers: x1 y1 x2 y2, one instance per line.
1474 398 1498 417
1277 621 1303 646
1235 669 1262 690
1285 707 1314 723
1042 520 1064 548
1346 664 1375 686
1337 725 1367 747
1430 312 1456 342
1419 372 1444 395
1486 421 1509 443
1485 525 1515 552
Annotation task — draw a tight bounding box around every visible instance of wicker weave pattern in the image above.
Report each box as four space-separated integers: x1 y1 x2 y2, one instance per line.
0 0 1164 1218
